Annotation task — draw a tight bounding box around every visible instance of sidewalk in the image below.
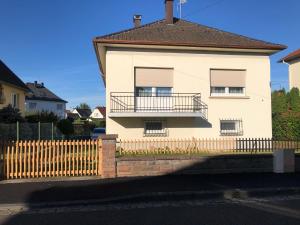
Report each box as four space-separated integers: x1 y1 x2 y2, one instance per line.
0 173 299 209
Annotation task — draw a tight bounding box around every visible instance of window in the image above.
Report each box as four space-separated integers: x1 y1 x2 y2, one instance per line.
229 87 244 94
210 69 246 97
156 87 172 96
220 119 243 136
211 87 245 96
11 93 19 108
29 102 37 110
136 87 152 97
144 120 167 137
135 87 172 97
57 104 63 110
0 84 4 104
211 87 226 94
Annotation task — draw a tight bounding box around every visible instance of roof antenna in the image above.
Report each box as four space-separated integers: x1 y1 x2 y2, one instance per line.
178 0 187 19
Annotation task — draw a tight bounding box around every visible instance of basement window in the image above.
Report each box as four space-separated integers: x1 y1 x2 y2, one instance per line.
220 119 243 136
144 120 168 137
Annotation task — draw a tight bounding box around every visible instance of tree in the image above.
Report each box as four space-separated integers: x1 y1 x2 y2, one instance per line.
0 105 24 123
57 119 74 137
76 103 91 110
271 89 287 114
287 88 300 112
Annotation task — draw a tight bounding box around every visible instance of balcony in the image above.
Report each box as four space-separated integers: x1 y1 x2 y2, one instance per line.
109 92 208 119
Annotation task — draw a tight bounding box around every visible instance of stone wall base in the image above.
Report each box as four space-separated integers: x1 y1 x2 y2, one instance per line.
117 155 273 177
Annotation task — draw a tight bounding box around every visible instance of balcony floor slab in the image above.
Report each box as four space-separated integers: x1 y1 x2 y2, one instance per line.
108 112 206 118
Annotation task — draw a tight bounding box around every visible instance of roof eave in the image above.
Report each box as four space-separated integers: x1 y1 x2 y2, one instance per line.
94 39 287 52
93 40 106 86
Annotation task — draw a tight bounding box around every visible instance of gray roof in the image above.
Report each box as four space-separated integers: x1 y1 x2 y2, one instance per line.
0 60 29 91
26 82 67 103
75 108 92 118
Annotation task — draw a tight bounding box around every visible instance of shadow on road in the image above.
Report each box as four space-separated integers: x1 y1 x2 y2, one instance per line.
0 155 299 225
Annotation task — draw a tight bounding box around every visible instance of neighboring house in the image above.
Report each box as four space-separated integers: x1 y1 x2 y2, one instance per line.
0 60 29 114
25 81 67 119
93 0 286 139
72 108 92 120
279 48 300 90
90 106 106 120
65 110 80 121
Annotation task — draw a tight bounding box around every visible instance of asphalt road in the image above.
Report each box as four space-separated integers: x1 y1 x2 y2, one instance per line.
1 173 300 205
0 196 299 225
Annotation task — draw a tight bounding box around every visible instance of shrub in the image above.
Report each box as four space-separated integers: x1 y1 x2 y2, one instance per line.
25 111 59 123
57 119 74 137
287 88 300 112
0 105 24 123
272 89 287 114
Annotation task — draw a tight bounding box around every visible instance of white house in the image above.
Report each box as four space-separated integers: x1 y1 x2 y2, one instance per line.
93 0 286 139
90 106 106 120
25 81 67 119
279 48 300 90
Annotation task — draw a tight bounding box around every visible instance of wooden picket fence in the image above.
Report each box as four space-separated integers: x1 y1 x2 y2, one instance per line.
0 139 102 179
118 138 300 156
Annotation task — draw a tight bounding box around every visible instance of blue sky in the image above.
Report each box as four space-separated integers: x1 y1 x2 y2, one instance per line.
0 0 299 109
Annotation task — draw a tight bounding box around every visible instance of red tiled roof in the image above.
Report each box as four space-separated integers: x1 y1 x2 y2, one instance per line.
96 106 106 117
94 18 286 51
279 48 300 63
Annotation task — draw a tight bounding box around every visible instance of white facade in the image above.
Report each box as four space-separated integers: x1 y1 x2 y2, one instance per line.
103 48 273 139
288 59 300 90
25 100 66 119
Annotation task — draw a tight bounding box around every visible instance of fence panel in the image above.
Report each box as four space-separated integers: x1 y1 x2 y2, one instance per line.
118 138 300 156
2 139 102 179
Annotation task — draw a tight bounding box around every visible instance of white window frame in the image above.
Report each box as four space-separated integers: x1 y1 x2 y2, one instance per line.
211 87 245 97
144 120 168 137
220 119 243 136
11 93 19 108
0 84 5 104
135 87 172 97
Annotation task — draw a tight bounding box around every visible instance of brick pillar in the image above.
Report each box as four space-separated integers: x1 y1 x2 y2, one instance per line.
99 135 118 178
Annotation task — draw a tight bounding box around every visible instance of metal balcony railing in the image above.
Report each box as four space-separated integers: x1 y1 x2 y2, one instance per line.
110 92 208 119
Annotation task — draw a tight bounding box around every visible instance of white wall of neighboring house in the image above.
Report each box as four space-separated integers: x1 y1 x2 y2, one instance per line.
90 108 105 119
288 59 300 90
25 100 66 119
105 48 272 139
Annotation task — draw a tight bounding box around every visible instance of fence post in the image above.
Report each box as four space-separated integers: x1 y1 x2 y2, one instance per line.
38 122 41 141
51 123 54 141
99 134 118 178
16 121 19 141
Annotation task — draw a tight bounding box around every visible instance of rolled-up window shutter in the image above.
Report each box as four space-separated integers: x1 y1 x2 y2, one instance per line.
135 68 173 87
210 69 246 87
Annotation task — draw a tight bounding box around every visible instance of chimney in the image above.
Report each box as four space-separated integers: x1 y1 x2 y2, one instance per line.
133 15 142 28
165 0 174 24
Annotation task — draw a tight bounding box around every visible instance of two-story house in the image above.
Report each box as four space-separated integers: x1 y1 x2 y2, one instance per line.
0 60 29 114
279 49 300 90
25 81 67 118
93 0 286 139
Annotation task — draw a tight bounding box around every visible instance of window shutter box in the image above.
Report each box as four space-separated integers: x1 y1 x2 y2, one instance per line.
135 68 174 87
210 69 246 87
